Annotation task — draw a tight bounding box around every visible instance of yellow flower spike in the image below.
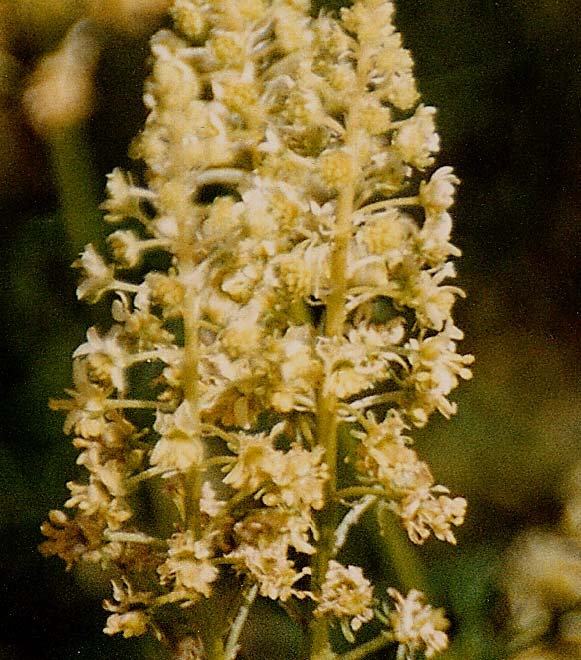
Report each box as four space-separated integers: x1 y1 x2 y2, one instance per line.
42 1 473 658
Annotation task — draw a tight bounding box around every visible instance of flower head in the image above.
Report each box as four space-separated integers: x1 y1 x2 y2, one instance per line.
315 561 374 641
387 588 450 658
43 0 471 656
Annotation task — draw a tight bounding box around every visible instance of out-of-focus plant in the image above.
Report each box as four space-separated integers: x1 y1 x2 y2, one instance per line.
4 0 172 136
501 461 581 660
0 0 171 235
40 1 474 659
19 0 173 134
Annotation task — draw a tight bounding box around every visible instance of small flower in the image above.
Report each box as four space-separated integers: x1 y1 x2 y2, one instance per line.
267 327 323 413
171 0 208 41
103 578 152 638
227 541 311 602
39 509 103 569
107 230 144 268
418 212 462 266
405 322 474 424
263 444 329 513
359 209 415 268
314 561 374 641
419 166 460 214
73 326 128 391
50 359 112 436
401 263 465 331
319 149 356 189
360 441 433 498
104 611 148 638
233 508 316 555
387 588 450 659
222 431 280 493
393 105 440 169
151 401 204 474
101 167 153 223
158 531 218 598
74 244 115 303
395 488 467 545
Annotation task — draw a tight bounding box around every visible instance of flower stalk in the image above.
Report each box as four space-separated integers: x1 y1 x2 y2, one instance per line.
41 1 474 659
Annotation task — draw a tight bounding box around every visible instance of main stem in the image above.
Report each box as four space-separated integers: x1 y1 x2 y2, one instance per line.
181 265 203 537
308 44 369 660
308 149 358 660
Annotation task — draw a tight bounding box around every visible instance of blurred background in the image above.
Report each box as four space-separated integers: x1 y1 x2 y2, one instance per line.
0 1 579 659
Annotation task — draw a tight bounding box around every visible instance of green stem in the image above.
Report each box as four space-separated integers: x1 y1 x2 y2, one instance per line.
224 583 258 660
354 195 420 217
376 500 432 597
308 175 355 660
181 273 202 536
336 633 394 660
48 125 104 258
336 486 385 500
308 43 371 660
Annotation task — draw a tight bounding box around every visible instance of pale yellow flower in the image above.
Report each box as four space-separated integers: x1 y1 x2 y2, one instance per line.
228 541 311 602
74 245 115 303
151 401 204 474
101 167 154 223
103 611 148 638
419 166 460 214
387 588 450 659
158 530 219 599
44 0 472 655
314 561 374 641
395 488 467 545
232 508 315 555
103 578 153 638
223 431 280 493
263 444 329 512
393 105 440 169
73 326 128 391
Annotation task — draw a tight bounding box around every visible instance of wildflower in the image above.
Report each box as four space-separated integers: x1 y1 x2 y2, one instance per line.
103 611 149 638
103 578 153 638
222 431 280 493
74 245 115 303
393 105 440 169
387 588 450 658
43 0 471 656
39 509 104 569
419 166 460 214
320 149 356 190
50 359 111 437
314 561 374 642
101 168 153 223
158 531 218 599
150 401 204 475
107 230 145 269
73 326 128 391
419 212 462 266
405 322 474 424
263 444 329 513
395 488 467 545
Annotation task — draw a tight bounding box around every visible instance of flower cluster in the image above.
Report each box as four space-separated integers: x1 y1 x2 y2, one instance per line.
41 1 472 658
386 588 450 659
